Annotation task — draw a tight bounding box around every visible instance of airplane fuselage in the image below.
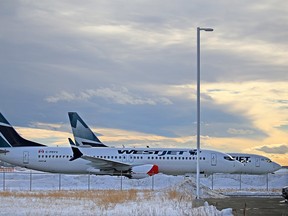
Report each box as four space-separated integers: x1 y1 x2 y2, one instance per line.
0 146 241 175
228 153 281 174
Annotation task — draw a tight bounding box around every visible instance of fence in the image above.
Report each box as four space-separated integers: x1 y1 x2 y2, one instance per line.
1 170 287 192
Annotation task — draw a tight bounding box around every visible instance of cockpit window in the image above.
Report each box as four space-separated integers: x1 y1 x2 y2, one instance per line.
266 159 272 163
224 156 235 161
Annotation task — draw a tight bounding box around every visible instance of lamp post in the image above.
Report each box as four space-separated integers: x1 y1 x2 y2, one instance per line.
196 27 213 200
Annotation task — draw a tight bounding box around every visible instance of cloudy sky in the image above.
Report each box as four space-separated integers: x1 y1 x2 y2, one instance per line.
1 0 287 165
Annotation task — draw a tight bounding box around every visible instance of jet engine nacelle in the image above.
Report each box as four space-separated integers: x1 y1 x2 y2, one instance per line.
129 164 159 179
87 167 101 174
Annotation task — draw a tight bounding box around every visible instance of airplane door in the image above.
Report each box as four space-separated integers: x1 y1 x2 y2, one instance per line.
23 151 29 164
211 153 217 166
255 157 260 167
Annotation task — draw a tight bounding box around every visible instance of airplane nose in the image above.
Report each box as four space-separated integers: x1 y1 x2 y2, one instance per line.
272 162 282 172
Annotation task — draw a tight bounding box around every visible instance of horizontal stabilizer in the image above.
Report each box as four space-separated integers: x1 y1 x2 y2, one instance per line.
0 149 9 154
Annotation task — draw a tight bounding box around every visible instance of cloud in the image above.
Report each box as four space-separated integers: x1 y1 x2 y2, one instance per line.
16 127 71 146
227 128 254 135
256 145 288 154
45 87 172 105
1 0 288 166
28 122 70 133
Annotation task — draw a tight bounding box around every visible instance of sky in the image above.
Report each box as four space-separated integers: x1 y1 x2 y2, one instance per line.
0 0 287 166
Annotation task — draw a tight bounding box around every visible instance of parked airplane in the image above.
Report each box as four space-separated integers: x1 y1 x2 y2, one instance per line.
228 153 281 174
68 112 282 175
68 112 246 176
0 113 243 178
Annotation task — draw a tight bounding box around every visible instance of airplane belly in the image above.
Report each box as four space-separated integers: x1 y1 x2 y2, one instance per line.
157 161 195 175
0 151 24 167
25 158 89 174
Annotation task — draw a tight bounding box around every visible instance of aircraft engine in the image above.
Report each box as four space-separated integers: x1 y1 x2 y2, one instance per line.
87 167 101 173
129 164 159 179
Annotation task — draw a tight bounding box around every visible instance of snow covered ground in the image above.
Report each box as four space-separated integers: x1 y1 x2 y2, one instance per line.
0 168 287 215
1 168 287 192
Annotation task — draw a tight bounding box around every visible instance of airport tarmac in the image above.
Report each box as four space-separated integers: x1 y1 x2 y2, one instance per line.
205 197 287 216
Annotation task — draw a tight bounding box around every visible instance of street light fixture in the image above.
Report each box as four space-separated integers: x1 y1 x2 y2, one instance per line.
196 27 213 200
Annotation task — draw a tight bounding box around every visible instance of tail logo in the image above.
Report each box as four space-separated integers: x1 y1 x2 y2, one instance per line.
0 133 12 148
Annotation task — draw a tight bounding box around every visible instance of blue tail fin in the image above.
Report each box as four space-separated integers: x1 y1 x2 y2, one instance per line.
0 113 46 147
68 112 107 147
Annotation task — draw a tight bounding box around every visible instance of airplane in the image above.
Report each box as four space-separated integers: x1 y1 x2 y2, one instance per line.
68 112 282 175
0 112 243 179
68 112 246 176
228 153 281 174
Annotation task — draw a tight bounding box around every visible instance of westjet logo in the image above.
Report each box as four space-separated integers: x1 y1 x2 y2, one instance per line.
0 133 12 148
118 149 199 156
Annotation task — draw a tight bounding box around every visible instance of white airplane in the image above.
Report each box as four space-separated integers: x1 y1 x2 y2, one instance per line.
68 112 282 175
0 112 243 179
228 153 281 174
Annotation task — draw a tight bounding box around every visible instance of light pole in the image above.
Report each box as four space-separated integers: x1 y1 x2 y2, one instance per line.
196 27 213 200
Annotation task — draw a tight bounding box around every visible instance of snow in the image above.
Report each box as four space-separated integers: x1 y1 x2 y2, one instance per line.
0 168 287 215
0 191 231 216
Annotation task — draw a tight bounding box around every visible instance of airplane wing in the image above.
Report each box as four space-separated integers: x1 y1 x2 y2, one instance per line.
81 155 132 170
0 149 9 154
68 138 131 171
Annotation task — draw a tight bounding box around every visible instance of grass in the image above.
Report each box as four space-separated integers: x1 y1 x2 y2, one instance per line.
0 189 191 210
0 190 150 210
0 190 221 215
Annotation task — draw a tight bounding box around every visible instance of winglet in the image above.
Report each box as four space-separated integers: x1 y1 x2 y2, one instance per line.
68 138 79 146
68 138 83 161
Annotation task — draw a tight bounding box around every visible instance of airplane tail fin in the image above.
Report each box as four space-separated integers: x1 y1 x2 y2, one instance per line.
68 112 107 147
0 113 46 147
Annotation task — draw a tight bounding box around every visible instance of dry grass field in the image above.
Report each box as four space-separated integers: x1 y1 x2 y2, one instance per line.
0 189 224 215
